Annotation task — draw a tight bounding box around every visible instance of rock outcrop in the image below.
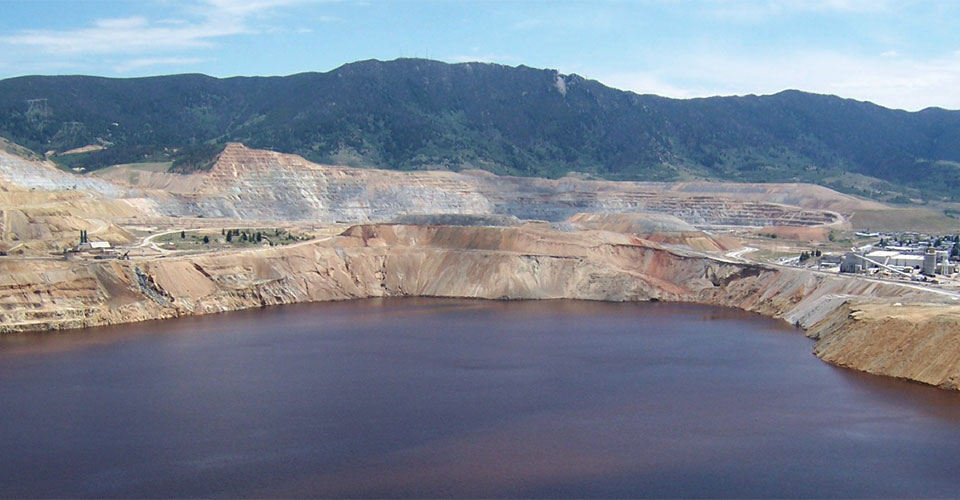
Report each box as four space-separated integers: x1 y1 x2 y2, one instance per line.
96 144 847 226
808 303 960 390
1 223 956 390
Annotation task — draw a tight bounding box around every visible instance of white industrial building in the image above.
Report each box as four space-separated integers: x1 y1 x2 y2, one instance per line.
75 241 111 253
860 248 955 275
863 250 924 269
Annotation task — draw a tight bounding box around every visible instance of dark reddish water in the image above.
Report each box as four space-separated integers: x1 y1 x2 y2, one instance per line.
1 299 959 498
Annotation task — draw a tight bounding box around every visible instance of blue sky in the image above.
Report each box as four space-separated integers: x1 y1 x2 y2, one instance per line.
1 0 958 110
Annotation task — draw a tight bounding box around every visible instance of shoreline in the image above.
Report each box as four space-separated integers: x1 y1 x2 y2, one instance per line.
1 223 958 391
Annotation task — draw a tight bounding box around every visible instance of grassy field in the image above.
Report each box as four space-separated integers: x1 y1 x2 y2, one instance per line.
849 208 959 233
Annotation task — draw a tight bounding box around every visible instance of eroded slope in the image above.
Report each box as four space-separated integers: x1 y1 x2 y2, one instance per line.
99 143 848 226
1 223 956 390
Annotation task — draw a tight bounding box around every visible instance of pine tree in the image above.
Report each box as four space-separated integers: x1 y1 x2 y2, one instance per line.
203 235 210 244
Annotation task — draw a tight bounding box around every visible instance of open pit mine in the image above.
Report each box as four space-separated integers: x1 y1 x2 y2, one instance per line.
1 144 958 391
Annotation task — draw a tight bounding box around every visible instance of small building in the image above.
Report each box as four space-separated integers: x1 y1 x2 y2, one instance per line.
76 241 111 253
820 254 842 265
840 252 862 273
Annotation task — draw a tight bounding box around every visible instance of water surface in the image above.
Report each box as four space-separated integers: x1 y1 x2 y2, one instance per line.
1 299 959 498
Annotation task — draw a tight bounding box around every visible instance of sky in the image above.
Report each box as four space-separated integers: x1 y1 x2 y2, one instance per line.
0 0 958 111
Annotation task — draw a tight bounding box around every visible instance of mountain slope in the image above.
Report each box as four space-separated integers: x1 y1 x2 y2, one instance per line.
2 58 960 199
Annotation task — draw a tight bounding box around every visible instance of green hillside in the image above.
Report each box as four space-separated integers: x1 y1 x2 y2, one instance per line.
2 58 960 200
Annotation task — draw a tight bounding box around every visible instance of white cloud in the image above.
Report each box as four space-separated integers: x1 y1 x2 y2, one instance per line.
592 50 960 110
701 0 899 22
199 0 311 17
157 18 190 26
0 0 314 56
592 72 708 99
94 17 150 30
0 20 240 55
781 0 898 12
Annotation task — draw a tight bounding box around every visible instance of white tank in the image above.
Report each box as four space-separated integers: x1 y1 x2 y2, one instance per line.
922 247 937 276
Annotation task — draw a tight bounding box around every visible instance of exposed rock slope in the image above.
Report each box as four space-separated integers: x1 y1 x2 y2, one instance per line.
809 303 960 390
0 152 146 251
1 223 956 390
566 212 740 252
99 143 847 226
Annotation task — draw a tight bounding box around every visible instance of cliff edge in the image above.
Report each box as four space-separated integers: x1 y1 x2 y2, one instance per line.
1 223 957 391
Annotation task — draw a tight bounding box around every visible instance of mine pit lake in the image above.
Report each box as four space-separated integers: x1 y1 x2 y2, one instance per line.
1 298 960 498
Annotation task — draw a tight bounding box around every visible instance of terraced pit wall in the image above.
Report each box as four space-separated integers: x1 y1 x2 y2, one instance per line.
100 144 844 227
1 224 956 390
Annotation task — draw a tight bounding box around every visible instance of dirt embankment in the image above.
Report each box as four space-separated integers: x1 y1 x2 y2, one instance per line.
808 303 960 390
566 213 741 252
1 223 956 391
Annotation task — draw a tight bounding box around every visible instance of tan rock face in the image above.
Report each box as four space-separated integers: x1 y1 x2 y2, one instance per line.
1 223 956 391
809 303 960 390
1 144 955 391
566 212 741 252
90 144 848 226
0 153 146 251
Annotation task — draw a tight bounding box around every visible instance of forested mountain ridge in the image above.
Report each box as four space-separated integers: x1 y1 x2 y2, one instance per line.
2 58 960 200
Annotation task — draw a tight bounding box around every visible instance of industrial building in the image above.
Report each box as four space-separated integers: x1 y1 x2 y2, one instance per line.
839 246 956 277
864 250 924 269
